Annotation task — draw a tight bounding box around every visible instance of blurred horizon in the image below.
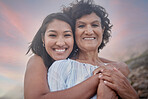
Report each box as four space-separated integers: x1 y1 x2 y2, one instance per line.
0 0 148 98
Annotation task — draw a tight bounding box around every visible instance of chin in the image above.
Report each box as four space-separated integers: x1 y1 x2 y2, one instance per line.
84 46 97 50
54 56 67 61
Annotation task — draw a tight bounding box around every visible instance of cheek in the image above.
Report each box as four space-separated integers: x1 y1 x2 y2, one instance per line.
45 38 55 48
75 31 81 41
100 31 104 40
71 38 74 47
96 29 103 38
66 38 74 47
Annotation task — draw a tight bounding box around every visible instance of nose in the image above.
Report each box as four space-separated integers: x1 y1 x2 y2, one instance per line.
85 25 94 35
56 37 65 46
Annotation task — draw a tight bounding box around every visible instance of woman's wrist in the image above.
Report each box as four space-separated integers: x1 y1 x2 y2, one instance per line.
92 74 100 84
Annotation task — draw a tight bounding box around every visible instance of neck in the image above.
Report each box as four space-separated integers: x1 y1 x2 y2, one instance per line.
76 50 103 66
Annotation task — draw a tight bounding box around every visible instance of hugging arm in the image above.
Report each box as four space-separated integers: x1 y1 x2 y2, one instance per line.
95 58 138 98
95 58 131 99
98 66 139 99
97 79 118 99
24 55 99 99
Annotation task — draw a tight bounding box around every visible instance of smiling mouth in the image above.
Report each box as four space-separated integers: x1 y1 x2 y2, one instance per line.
53 48 67 52
83 37 96 40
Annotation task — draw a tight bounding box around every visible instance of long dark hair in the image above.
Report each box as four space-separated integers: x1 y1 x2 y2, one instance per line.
27 13 76 69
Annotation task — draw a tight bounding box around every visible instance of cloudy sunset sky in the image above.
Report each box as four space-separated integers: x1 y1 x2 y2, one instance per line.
0 0 148 98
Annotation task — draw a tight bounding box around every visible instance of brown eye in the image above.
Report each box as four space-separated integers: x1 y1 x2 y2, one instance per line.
49 34 56 37
64 34 72 37
78 25 85 28
92 24 99 27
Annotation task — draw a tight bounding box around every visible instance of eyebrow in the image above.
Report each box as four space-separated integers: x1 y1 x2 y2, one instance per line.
92 20 101 23
47 30 72 34
76 20 101 24
64 30 72 33
76 21 85 24
47 30 56 33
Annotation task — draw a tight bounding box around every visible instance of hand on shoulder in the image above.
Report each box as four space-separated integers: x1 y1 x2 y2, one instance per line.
110 61 130 77
99 57 130 77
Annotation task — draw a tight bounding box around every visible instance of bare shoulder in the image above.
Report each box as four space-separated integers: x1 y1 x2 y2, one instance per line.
27 55 44 68
24 55 49 99
25 54 47 83
100 57 130 77
26 54 47 72
112 61 130 76
25 54 47 78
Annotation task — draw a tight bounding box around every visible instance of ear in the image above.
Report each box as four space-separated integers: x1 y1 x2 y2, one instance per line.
41 33 45 44
102 27 105 33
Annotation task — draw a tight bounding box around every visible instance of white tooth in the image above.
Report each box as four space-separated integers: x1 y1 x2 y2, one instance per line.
55 49 65 52
84 38 95 40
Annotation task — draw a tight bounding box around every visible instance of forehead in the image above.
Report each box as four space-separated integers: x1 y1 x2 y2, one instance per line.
76 12 101 23
47 19 71 28
48 19 68 26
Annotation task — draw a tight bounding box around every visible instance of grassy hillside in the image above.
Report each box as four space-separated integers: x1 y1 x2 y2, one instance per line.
126 50 148 98
126 50 148 69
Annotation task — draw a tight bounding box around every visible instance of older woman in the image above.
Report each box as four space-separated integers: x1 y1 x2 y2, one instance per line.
48 0 138 99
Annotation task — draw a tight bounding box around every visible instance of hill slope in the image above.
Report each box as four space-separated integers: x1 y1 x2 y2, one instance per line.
126 50 148 98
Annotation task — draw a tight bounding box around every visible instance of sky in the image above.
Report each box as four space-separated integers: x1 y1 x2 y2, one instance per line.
0 0 148 98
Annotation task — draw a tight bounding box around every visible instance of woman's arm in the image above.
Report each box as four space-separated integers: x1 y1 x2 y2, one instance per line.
99 67 139 99
97 80 118 99
94 58 130 99
24 55 49 99
24 55 99 99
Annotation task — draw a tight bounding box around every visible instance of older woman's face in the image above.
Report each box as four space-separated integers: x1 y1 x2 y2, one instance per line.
75 12 104 52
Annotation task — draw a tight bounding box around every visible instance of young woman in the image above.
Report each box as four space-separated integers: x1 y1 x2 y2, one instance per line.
24 12 76 99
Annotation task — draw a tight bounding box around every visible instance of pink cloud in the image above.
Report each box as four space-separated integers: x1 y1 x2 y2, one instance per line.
109 0 120 5
99 0 148 61
0 45 28 66
108 0 147 45
0 1 30 41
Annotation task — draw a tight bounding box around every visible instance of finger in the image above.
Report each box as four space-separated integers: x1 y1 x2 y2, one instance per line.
93 66 105 75
113 67 126 78
99 79 104 84
102 69 124 84
101 69 112 77
104 80 117 91
102 70 128 90
98 73 103 78
99 75 113 83
101 67 121 77
104 63 115 69
94 65 113 75
107 67 126 80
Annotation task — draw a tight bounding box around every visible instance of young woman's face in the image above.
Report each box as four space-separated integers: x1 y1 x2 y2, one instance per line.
43 19 74 60
75 12 104 52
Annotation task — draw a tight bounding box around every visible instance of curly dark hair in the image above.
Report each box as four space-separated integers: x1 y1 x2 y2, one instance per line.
26 13 76 69
63 0 113 52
